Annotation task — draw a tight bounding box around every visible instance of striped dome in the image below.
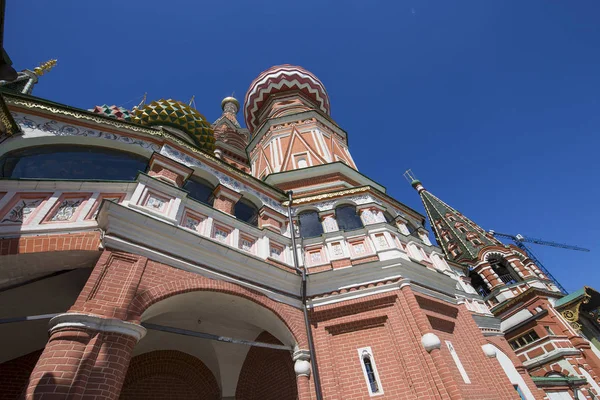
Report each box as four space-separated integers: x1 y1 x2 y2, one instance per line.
244 65 330 134
131 99 215 151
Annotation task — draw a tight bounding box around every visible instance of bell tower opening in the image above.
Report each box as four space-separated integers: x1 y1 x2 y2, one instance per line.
488 255 521 285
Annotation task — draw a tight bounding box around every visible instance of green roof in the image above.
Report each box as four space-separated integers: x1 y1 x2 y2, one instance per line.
555 288 586 308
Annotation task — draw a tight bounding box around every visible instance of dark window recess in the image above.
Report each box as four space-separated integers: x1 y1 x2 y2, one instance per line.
234 197 259 226
509 330 540 350
406 222 420 238
184 178 214 205
363 356 379 393
384 211 396 225
489 255 521 285
336 205 363 231
470 272 490 297
298 211 323 238
0 146 147 181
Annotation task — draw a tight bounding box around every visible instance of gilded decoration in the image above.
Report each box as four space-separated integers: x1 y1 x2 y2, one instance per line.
131 99 215 152
556 287 600 331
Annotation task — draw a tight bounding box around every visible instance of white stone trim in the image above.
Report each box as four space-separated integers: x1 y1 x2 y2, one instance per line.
49 313 147 341
446 340 471 384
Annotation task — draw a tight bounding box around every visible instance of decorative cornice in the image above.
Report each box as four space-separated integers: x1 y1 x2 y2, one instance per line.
49 313 147 341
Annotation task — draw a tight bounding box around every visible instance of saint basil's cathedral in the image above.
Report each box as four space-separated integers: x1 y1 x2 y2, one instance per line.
0 60 599 400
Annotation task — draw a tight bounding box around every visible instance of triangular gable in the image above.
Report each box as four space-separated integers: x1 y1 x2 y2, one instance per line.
280 127 327 171
331 138 352 166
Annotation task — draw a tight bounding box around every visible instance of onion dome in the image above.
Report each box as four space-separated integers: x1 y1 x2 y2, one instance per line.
244 64 330 133
131 99 215 151
90 105 132 121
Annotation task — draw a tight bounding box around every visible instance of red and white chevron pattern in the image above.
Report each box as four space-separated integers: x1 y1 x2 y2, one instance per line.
244 64 330 133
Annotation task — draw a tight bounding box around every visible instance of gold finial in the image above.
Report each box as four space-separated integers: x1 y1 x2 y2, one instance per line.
189 95 196 107
33 59 57 76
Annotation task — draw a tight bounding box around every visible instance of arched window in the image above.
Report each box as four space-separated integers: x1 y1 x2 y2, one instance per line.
448 243 462 258
335 205 363 231
183 177 215 205
469 272 490 297
298 211 323 238
234 197 259 226
489 255 521 285
359 348 382 395
0 145 147 180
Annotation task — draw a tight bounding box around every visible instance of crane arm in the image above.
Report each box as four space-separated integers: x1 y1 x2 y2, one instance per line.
489 231 589 252
517 236 590 252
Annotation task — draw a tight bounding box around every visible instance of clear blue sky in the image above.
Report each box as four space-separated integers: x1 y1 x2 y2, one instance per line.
6 1 599 292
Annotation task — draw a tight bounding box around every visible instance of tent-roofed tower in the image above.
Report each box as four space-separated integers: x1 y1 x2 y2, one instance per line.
409 175 501 264
406 171 562 299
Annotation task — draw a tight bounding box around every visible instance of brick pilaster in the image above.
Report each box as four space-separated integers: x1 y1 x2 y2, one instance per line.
400 284 461 400
26 325 139 399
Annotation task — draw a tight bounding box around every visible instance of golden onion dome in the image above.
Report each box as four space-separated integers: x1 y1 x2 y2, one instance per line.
131 99 215 151
221 96 240 111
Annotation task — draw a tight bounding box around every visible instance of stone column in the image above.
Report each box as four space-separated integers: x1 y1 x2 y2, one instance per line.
293 349 313 400
319 211 338 233
476 263 502 289
258 206 286 233
211 185 242 215
26 313 145 399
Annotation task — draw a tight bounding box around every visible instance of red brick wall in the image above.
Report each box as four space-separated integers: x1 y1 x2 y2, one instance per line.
0 231 101 255
120 350 220 400
236 332 297 400
312 294 421 400
0 350 42 400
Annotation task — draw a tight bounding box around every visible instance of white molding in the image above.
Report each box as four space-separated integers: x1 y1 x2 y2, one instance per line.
308 279 404 308
49 313 147 341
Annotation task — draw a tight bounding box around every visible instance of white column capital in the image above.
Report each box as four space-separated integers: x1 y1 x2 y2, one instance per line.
49 313 147 341
421 332 441 353
293 349 311 377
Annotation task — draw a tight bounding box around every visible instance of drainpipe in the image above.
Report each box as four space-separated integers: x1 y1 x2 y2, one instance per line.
287 190 323 400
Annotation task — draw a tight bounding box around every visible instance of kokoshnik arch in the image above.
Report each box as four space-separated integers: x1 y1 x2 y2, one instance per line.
0 61 599 400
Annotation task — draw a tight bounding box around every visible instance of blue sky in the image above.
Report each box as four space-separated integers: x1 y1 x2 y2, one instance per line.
6 1 600 292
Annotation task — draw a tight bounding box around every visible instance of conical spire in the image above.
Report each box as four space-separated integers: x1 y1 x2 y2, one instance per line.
405 170 502 263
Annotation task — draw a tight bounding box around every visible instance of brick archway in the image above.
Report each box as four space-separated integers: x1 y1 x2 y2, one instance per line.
236 331 298 400
127 261 307 347
120 350 220 400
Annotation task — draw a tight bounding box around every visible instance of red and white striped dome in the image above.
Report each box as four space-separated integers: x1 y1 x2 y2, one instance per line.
244 64 330 133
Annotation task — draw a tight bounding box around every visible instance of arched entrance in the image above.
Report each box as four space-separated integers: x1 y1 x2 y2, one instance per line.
129 290 300 399
121 350 220 400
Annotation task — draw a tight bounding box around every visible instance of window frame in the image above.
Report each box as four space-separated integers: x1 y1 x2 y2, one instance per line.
357 347 384 396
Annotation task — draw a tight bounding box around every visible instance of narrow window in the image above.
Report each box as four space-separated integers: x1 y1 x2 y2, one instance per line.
446 341 471 384
514 385 526 400
358 347 383 396
472 239 482 246
364 357 379 393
